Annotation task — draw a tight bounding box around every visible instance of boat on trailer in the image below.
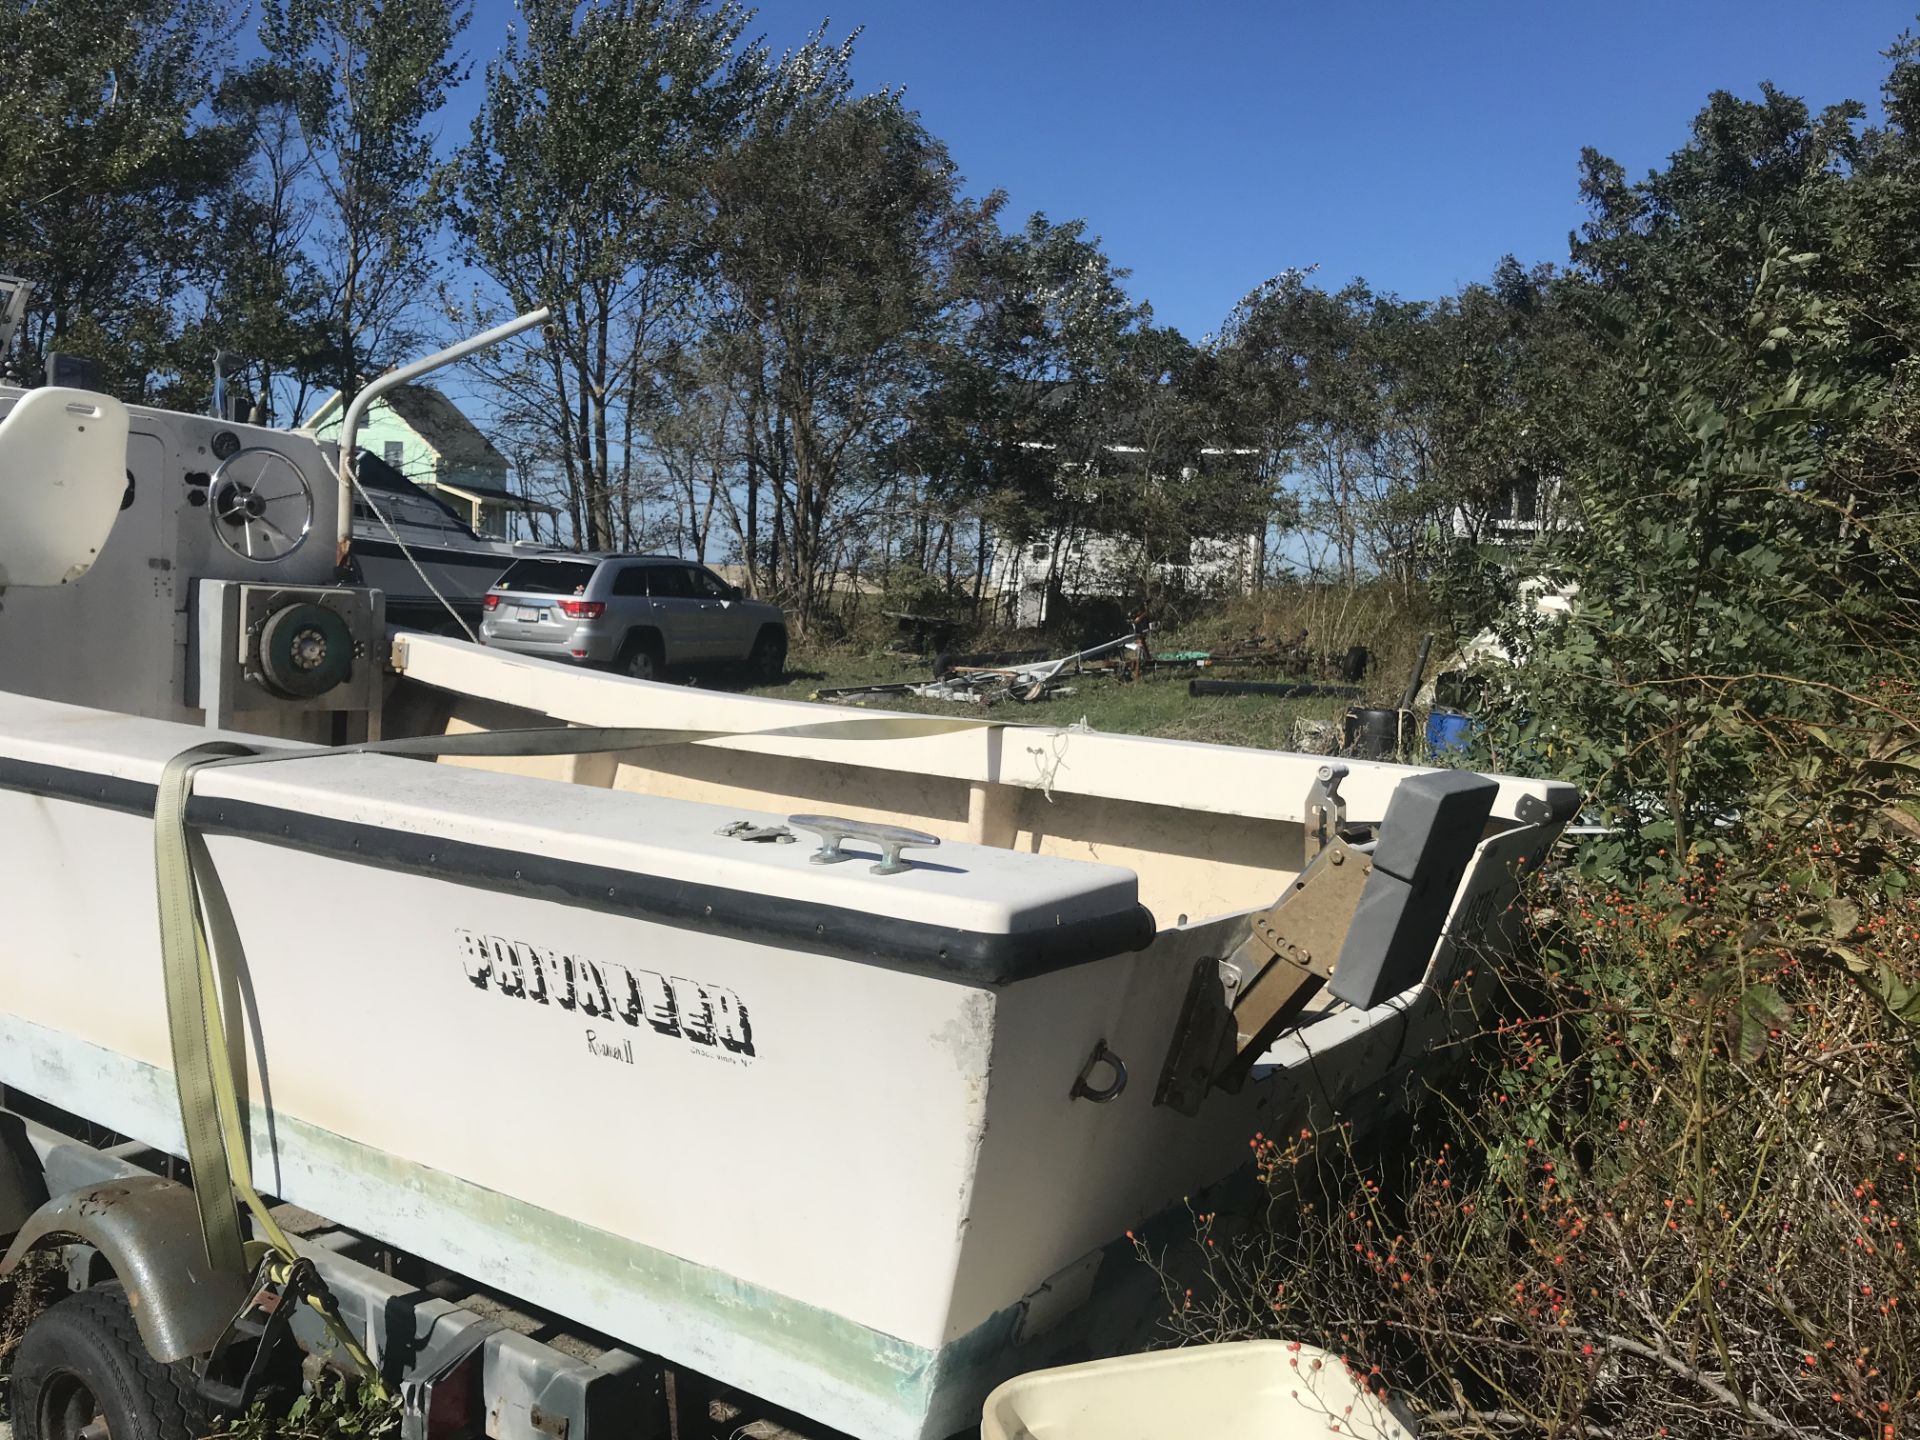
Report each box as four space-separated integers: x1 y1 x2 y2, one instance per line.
0 322 1576 1440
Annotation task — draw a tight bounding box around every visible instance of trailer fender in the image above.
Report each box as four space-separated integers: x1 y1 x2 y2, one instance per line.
0 1174 251 1363
0 1110 49 1241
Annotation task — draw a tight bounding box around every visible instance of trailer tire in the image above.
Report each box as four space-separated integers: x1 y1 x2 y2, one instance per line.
11 1287 214 1440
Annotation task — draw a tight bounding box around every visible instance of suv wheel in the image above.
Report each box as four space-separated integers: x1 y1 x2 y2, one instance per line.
748 628 787 683
621 633 666 683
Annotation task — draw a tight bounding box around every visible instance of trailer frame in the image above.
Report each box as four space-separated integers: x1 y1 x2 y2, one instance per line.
0 1095 673 1440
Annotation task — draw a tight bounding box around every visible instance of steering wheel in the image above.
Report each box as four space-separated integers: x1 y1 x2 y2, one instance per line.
209 447 314 563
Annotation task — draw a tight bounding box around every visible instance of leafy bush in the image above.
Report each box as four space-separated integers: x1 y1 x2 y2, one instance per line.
206 1376 400 1440
1142 63 1920 1436
1143 736 1920 1436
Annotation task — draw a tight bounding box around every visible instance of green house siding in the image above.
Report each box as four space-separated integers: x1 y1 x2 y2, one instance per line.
308 387 519 539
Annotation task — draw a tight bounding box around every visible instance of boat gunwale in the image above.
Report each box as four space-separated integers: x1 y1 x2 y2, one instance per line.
0 754 1157 984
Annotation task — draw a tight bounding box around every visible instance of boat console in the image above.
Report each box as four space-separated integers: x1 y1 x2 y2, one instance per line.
0 383 383 738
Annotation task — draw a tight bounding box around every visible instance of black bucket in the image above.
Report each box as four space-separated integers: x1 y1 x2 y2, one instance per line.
1343 706 1401 759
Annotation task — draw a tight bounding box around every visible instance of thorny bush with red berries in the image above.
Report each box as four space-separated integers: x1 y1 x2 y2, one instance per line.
1138 718 1920 1439
1138 157 1920 1433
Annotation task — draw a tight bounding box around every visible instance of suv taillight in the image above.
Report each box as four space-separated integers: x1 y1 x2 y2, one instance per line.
559 599 605 619
483 593 500 610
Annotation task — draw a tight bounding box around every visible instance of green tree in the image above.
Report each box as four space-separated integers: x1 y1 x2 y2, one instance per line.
165 62 337 420
904 212 1159 613
454 0 756 551
262 0 468 411
700 46 987 628
1482 70 1920 867
1214 275 1395 586
1216 263 1578 602
0 0 238 396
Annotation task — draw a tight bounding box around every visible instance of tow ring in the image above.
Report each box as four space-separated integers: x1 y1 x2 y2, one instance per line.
1070 1040 1128 1103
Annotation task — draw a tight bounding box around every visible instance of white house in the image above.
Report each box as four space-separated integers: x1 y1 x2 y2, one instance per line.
984 444 1262 628
1451 474 1566 548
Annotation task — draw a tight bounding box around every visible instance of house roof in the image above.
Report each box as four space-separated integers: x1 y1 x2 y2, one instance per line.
307 383 507 470
381 384 508 469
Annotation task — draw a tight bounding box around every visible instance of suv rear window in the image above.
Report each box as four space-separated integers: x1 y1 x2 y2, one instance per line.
493 558 599 596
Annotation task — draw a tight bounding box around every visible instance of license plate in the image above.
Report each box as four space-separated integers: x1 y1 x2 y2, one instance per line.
516 607 544 622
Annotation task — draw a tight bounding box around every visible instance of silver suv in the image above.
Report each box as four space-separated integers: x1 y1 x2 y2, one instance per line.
480 554 787 682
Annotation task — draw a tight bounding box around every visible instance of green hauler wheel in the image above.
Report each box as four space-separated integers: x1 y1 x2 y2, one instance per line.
258 602 353 699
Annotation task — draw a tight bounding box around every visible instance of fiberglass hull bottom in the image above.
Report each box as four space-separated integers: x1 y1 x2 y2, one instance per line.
0 692 1554 1440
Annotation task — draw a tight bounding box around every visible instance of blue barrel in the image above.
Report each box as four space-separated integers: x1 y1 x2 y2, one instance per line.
1426 707 1477 757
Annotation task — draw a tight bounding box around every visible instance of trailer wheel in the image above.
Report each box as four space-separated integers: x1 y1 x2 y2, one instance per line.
11 1287 213 1440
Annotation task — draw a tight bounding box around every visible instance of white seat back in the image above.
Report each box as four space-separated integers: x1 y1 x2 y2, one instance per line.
0 387 131 587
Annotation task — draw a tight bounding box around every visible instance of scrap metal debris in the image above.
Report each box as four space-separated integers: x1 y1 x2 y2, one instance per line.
1154 634 1371 683
816 627 1144 707
813 617 1382 711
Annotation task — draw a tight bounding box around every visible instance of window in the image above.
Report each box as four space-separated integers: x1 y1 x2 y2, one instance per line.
383 441 404 468
687 568 733 599
493 558 599 595
611 565 650 597
646 566 693 599
1489 477 1540 526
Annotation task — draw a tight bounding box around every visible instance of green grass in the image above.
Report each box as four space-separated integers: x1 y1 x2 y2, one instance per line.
739 647 1406 752
771 582 1446 752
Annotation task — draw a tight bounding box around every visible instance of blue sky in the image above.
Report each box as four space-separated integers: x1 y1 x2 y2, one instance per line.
456 0 1916 339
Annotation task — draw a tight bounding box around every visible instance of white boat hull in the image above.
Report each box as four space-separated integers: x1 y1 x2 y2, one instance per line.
0 688 1566 1439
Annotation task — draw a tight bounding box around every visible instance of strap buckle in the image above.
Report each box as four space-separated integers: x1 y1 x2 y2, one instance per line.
196 1254 331 1411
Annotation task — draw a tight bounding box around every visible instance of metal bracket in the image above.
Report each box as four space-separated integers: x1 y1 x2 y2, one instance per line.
789 814 940 876
1245 838 1371 979
1305 762 1349 862
198 1254 322 1411
1153 959 1237 1115
1069 1041 1128 1103
0 276 30 366
1153 837 1374 1115
1223 838 1372 1084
